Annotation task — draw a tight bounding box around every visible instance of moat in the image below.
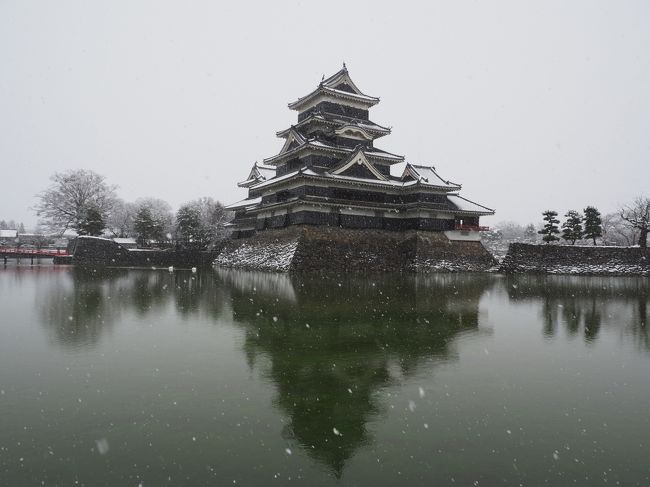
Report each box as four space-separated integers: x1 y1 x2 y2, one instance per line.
1 266 649 486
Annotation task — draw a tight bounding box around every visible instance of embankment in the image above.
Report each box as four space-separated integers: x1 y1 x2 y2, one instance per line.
70 237 218 268
500 243 650 276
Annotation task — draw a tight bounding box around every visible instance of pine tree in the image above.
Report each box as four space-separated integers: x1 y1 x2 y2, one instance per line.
133 207 163 247
538 210 560 244
561 210 583 245
77 206 106 236
583 206 602 245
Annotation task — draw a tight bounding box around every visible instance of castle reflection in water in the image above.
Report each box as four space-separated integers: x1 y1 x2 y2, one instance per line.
21 266 649 476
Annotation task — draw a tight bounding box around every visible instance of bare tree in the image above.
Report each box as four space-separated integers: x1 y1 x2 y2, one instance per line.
35 170 117 235
106 199 137 237
195 197 232 243
620 197 650 248
602 213 638 246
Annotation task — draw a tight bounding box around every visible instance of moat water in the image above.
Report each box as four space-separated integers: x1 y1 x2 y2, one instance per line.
1 265 649 486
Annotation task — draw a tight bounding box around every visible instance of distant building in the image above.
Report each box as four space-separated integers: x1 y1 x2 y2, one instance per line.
227 65 494 239
0 229 18 245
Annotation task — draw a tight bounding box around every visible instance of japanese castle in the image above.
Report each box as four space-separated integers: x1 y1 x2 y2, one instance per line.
227 65 494 239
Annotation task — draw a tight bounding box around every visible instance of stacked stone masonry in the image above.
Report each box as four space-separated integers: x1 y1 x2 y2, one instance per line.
214 226 496 273
500 243 650 276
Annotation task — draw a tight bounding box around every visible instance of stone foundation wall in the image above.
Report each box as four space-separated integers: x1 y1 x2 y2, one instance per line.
214 226 496 273
71 237 218 268
414 234 498 272
500 243 650 276
291 226 415 272
215 227 303 272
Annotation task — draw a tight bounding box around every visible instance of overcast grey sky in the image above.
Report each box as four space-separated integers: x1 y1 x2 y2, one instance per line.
1 0 649 229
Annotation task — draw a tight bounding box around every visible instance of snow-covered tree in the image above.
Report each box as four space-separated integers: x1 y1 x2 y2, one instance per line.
35 169 117 235
175 204 205 248
620 196 650 248
77 205 106 236
174 197 231 249
106 199 137 238
582 206 602 245
135 198 173 240
133 207 164 246
524 224 538 242
602 213 638 246
561 210 583 245
538 210 560 244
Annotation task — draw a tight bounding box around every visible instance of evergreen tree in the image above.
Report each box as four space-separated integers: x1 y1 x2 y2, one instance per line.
175 204 206 248
538 210 560 244
583 206 602 245
77 206 106 236
561 210 583 245
133 207 164 247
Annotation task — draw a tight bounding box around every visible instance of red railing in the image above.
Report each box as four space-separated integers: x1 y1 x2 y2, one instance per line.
0 247 69 256
454 224 490 232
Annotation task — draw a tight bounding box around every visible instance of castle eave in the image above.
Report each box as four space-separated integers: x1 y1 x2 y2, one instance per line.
288 86 379 111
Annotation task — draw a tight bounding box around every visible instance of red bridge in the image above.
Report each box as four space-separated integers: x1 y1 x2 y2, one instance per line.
0 247 69 260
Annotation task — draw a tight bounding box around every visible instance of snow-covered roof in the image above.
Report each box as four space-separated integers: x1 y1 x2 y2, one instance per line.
225 196 263 210
263 138 346 164
364 148 404 162
77 236 115 242
329 149 389 181
249 167 452 191
276 111 390 139
447 194 494 215
402 164 461 190
0 229 18 238
113 237 137 245
238 162 277 188
264 139 403 165
249 170 303 189
256 164 275 178
320 66 367 94
356 120 391 134
288 67 379 110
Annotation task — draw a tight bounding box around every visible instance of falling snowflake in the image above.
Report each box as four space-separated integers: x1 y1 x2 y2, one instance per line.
95 438 110 455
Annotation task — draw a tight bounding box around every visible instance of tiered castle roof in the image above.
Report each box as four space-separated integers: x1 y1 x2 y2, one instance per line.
227 65 494 234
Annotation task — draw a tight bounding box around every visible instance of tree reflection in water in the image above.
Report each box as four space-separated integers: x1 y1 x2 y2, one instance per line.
218 270 493 477
34 267 650 478
506 275 650 350
39 267 130 348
